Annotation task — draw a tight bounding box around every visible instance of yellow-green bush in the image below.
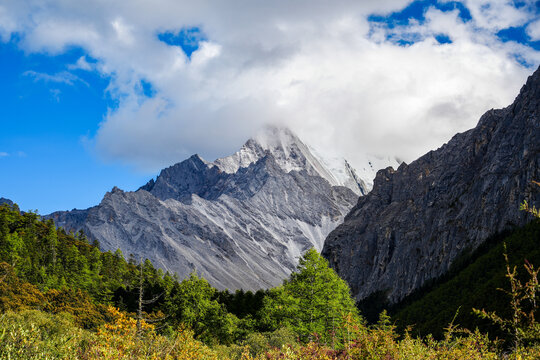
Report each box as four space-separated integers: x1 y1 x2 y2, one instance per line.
0 310 90 359
0 308 221 360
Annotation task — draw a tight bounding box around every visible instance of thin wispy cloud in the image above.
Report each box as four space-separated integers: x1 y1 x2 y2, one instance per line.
0 151 27 158
2 0 539 172
50 88 61 102
23 70 88 87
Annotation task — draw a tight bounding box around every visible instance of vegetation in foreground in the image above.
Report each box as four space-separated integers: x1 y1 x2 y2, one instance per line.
0 202 539 359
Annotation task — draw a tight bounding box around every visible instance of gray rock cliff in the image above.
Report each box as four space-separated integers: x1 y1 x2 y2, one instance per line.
0 198 13 206
322 66 540 303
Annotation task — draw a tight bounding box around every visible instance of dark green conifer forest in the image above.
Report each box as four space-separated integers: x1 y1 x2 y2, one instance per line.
391 220 540 340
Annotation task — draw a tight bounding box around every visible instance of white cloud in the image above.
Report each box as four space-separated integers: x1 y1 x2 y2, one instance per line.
1 0 539 172
50 88 61 102
0 6 17 42
0 151 26 158
462 0 536 31
111 17 135 46
23 70 88 86
527 19 540 41
68 56 95 71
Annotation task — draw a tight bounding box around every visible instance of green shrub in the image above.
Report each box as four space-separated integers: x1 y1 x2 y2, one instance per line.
0 310 90 359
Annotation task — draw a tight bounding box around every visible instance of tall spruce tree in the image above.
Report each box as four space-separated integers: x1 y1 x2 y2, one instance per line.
261 248 360 346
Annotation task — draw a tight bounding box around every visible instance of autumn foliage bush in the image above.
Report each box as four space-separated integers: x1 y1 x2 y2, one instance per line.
0 307 220 360
0 262 45 312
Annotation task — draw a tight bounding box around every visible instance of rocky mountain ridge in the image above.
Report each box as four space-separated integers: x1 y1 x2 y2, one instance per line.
47 127 386 290
322 66 540 303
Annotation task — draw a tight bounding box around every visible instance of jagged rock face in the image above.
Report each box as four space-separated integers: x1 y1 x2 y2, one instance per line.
48 127 369 290
214 126 370 195
0 198 13 206
322 67 540 304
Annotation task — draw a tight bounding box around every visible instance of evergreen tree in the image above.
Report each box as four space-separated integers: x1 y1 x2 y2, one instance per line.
166 272 238 344
261 248 360 345
2 233 23 268
43 222 58 274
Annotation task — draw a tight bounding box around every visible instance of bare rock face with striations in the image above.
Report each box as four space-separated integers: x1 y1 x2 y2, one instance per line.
322 66 540 304
47 127 379 291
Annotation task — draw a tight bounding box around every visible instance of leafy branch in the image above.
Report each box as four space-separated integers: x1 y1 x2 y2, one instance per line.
473 245 540 350
520 181 540 218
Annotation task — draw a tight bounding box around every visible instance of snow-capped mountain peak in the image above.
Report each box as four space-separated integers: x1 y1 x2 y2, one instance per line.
214 126 367 195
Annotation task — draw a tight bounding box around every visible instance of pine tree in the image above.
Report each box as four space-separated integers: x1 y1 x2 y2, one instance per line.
166 272 237 344
44 222 58 273
262 248 360 345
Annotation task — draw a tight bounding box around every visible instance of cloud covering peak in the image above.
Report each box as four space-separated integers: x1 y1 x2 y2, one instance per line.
2 0 539 171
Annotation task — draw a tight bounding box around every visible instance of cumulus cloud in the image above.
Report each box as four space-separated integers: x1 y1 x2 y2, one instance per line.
527 19 540 41
1 0 539 171
462 0 537 31
0 152 8 157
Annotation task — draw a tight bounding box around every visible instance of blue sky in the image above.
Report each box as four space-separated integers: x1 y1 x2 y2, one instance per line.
0 0 539 214
0 24 210 213
0 43 151 213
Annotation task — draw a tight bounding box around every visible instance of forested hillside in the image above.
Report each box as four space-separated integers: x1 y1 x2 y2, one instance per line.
1 202 539 359
391 220 540 339
0 202 261 343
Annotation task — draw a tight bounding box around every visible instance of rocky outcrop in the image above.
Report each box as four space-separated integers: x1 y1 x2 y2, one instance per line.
322 66 540 303
0 198 13 206
47 127 380 291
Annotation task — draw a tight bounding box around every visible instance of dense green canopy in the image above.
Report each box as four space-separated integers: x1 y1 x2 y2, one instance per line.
261 248 360 344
